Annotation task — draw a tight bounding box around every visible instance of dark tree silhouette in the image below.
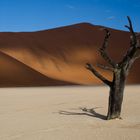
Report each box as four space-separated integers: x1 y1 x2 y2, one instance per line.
86 16 140 120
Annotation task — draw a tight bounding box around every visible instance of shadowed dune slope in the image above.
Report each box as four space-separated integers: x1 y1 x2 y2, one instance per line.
0 51 74 87
0 23 139 85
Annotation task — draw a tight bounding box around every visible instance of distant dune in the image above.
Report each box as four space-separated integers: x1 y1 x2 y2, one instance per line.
0 23 139 86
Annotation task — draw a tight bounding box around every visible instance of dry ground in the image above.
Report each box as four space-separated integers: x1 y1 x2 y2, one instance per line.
0 85 140 140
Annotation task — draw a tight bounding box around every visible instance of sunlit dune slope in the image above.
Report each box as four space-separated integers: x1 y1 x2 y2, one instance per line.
0 51 73 87
0 23 139 85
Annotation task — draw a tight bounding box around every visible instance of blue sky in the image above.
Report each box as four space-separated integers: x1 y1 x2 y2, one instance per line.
0 0 140 32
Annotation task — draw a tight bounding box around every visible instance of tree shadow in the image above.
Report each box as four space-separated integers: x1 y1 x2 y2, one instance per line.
59 107 107 120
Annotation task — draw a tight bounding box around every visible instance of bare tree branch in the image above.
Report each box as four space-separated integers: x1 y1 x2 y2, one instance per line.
125 16 136 45
134 42 140 60
97 63 114 72
121 16 140 66
86 63 112 86
99 29 116 68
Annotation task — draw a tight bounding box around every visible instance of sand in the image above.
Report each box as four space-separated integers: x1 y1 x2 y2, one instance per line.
0 85 139 140
0 51 73 87
0 23 140 86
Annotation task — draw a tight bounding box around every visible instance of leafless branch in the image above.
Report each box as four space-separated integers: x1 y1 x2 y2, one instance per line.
97 63 114 72
125 16 136 45
121 16 140 66
86 63 112 86
99 29 116 68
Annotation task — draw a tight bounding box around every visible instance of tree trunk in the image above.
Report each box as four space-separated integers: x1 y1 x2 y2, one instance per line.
107 69 126 120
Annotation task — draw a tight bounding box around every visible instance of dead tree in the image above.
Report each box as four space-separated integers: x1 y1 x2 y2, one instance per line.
86 16 140 120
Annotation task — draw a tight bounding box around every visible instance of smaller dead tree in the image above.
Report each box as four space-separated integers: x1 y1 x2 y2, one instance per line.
86 16 140 120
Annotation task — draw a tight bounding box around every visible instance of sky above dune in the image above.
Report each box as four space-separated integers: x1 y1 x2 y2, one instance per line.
0 0 140 32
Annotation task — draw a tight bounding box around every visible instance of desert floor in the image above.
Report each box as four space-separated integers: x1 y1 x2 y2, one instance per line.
0 85 140 140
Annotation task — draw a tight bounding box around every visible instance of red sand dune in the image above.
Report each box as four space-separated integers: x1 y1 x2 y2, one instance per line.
0 23 139 86
0 51 73 87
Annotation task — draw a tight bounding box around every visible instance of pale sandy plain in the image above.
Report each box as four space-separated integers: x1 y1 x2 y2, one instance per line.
0 85 140 140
